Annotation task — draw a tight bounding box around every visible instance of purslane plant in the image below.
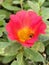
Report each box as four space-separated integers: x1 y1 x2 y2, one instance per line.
0 0 49 65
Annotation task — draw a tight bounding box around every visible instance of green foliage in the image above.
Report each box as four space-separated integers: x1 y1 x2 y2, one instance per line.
24 48 45 62
46 45 49 55
2 3 20 11
0 42 21 56
11 60 18 65
2 56 15 64
11 52 25 65
0 20 5 37
13 1 20 4
38 0 45 6
4 42 21 56
27 1 40 13
31 42 45 52
0 10 11 19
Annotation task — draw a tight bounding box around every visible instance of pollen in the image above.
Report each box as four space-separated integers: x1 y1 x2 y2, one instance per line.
17 27 34 42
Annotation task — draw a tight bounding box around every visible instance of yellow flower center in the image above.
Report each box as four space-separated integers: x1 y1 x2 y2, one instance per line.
18 27 34 42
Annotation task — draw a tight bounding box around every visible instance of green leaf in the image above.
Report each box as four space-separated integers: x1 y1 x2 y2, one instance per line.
0 42 10 55
0 33 9 42
27 1 40 13
43 2 49 7
4 42 21 56
2 56 15 64
4 0 13 4
0 20 4 26
0 15 6 20
11 60 18 65
31 42 45 52
0 20 5 26
0 9 11 19
47 56 49 61
46 45 49 55
0 27 5 37
24 48 45 62
16 52 24 65
41 7 49 20
13 1 20 4
0 42 21 56
0 30 3 37
11 52 25 65
38 0 45 6
0 20 5 37
0 56 4 62
23 3 30 10
44 40 49 47
2 2 20 11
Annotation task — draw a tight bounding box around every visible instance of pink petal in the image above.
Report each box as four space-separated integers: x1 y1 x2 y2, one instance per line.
8 33 16 40
39 21 46 34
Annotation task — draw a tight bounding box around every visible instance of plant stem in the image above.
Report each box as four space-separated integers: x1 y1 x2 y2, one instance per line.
20 0 23 10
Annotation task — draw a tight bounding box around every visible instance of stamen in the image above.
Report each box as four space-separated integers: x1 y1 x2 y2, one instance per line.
18 27 34 42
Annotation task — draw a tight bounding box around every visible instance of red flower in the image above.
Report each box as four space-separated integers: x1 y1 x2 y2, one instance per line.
6 10 46 47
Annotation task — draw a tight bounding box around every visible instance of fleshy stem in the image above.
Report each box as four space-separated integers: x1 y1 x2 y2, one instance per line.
38 3 42 16
20 0 23 10
39 8 42 16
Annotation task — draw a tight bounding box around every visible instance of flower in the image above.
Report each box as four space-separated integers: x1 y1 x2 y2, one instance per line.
6 10 46 47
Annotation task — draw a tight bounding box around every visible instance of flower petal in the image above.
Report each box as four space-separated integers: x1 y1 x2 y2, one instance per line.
39 21 46 34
